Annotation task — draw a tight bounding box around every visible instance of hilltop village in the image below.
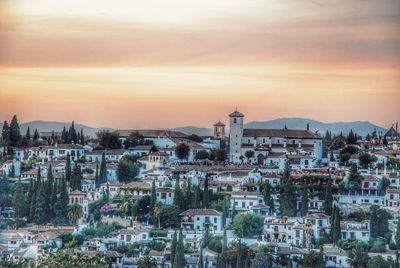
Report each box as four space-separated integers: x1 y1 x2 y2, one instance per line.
0 111 400 267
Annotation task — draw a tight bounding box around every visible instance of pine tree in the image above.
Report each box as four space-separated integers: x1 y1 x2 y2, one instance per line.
9 115 22 147
35 179 47 224
324 182 333 216
173 229 186 268
80 128 85 145
301 180 308 217
173 177 183 210
203 176 210 208
66 153 72 182
99 153 107 184
171 230 177 266
13 177 24 218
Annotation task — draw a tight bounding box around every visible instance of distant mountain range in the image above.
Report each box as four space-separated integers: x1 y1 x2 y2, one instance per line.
0 118 387 138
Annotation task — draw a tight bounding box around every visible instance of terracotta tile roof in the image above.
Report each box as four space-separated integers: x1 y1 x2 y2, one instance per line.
180 209 223 216
243 129 320 139
213 121 226 127
116 129 188 138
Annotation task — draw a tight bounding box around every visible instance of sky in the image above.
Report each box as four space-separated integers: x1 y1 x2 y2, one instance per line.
0 0 399 129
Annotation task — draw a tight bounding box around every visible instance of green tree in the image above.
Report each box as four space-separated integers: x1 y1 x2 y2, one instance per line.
67 203 83 226
97 130 121 149
347 242 368 268
233 213 264 238
368 255 394 268
194 184 201 208
66 153 72 182
370 206 389 238
70 164 82 191
171 230 177 266
68 121 77 144
203 176 210 208
279 161 297 216
95 160 100 189
301 180 308 217
346 129 357 144
150 179 156 212
1 120 10 151
173 177 184 210
13 178 25 218
35 179 47 224
173 229 186 268
250 249 270 268
324 182 333 216
117 155 140 183
54 179 69 224
99 152 107 184
245 150 254 159
137 255 158 268
45 165 54 219
175 143 190 161
302 250 324 268
347 163 362 191
331 205 341 245
395 218 400 249
9 115 22 147
196 150 209 161
80 128 85 145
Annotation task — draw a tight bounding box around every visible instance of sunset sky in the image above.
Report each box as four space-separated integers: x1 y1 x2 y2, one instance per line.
0 0 399 129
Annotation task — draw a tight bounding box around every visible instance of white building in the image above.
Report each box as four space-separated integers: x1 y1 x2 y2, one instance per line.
180 209 223 233
340 220 370 241
230 191 264 216
227 110 323 168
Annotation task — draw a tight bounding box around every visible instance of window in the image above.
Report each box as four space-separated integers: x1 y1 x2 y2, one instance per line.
234 118 237 124
249 202 253 206
214 217 217 223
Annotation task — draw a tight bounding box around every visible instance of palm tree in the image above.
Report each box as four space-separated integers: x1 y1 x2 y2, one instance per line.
67 203 83 226
137 255 157 268
153 203 162 228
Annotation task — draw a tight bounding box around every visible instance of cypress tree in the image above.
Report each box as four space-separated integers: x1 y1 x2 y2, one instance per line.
50 179 58 221
29 191 36 222
35 179 47 224
80 128 85 145
194 184 201 208
55 179 69 224
66 153 72 182
184 180 193 210
222 195 228 227
332 205 341 245
324 181 333 216
203 176 209 208
1 121 10 154
99 153 107 184
95 160 100 189
280 160 297 216
25 127 31 140
150 179 156 212
33 129 40 141
70 164 82 191
26 179 34 221
231 198 236 220
13 177 24 218
45 165 54 220
173 177 183 210
173 229 186 268
236 239 242 268
9 115 22 147
222 228 227 254
61 126 67 143
396 218 400 250
301 180 308 217
199 242 204 268
68 121 77 144
171 230 177 266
